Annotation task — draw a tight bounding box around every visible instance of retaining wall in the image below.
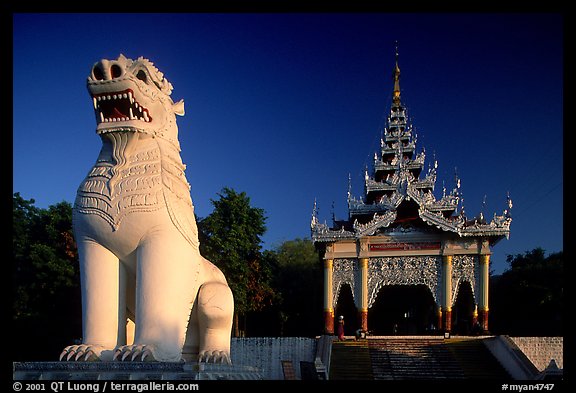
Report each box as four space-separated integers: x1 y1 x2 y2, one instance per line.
509 337 563 371
231 337 317 380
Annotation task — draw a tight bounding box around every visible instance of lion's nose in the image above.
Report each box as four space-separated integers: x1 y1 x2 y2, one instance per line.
92 59 124 81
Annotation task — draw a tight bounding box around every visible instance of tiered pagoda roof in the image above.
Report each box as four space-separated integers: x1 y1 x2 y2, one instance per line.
311 49 512 245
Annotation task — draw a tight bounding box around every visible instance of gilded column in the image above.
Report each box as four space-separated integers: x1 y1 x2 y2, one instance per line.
479 254 490 332
323 258 334 334
358 258 369 332
442 255 453 332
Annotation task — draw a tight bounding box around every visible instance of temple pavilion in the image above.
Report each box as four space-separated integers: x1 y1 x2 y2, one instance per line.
311 49 512 336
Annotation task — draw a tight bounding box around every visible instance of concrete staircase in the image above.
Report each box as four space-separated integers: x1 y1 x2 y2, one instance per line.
328 340 373 380
329 337 510 380
446 338 511 379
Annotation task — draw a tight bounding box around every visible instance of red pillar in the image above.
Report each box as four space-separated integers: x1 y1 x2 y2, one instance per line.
358 309 368 332
443 308 452 332
480 307 489 332
324 310 334 335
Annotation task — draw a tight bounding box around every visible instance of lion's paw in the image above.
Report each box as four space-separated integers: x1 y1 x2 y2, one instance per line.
198 350 231 364
113 344 156 362
59 344 106 361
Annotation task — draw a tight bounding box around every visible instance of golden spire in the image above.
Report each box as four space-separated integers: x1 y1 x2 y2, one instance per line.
393 41 401 104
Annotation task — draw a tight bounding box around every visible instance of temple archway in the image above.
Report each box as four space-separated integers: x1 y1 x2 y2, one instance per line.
334 283 358 336
368 284 437 335
453 280 476 335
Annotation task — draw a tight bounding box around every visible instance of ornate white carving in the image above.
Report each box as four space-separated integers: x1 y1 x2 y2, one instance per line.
311 221 355 242
353 211 397 236
451 255 478 306
419 208 465 233
332 259 358 307
76 135 164 231
331 255 483 310
367 256 441 308
425 193 459 212
460 213 512 238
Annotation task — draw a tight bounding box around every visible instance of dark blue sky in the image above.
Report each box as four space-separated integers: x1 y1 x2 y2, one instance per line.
13 13 563 274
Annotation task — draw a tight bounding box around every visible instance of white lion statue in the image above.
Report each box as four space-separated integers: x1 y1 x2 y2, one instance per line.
59 54 234 363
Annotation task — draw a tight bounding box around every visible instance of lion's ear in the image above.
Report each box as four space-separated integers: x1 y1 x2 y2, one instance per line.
173 99 185 116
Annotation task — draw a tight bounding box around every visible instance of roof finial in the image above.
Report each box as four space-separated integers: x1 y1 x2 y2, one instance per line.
347 173 352 201
505 191 513 218
310 198 319 230
393 40 401 104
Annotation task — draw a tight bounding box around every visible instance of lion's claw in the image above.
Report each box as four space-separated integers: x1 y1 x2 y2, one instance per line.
60 345 104 362
113 345 156 362
198 350 231 364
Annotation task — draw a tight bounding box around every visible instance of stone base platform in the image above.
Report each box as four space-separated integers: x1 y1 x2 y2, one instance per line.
13 362 263 380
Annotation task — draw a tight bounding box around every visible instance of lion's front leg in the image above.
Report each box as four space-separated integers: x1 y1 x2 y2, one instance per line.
115 233 198 362
60 238 126 361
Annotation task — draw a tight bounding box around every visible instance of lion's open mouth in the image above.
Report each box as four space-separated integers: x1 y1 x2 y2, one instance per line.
93 89 152 124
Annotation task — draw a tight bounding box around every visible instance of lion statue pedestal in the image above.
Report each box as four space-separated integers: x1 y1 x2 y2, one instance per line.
13 361 263 380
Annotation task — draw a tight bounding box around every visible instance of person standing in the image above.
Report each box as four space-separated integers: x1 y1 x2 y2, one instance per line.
337 315 345 341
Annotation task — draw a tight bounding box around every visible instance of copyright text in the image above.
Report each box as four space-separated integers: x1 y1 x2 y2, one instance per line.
12 382 199 393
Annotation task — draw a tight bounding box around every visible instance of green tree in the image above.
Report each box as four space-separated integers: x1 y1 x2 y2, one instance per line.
12 192 81 360
271 238 323 337
197 187 274 336
490 247 563 336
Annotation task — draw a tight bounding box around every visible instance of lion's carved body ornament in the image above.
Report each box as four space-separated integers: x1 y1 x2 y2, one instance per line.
60 55 234 363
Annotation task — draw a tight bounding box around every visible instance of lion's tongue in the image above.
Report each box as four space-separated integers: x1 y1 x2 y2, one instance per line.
112 107 127 118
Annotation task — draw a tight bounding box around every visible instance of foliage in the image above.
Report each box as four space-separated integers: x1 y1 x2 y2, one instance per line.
490 247 563 336
248 238 323 337
270 238 323 336
12 192 81 360
197 187 274 335
13 192 79 320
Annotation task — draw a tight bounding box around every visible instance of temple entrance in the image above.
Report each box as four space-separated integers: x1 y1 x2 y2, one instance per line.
453 281 476 335
334 283 358 336
368 284 437 335
313 53 509 337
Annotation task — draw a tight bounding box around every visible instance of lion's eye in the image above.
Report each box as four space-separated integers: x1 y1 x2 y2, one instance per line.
111 64 122 78
136 70 147 83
